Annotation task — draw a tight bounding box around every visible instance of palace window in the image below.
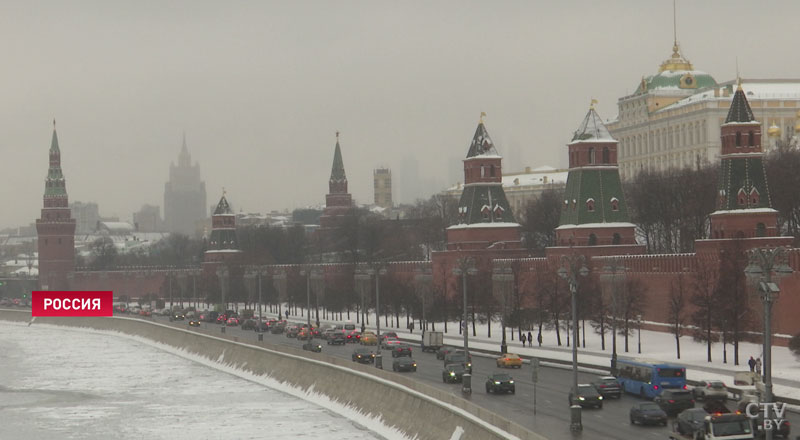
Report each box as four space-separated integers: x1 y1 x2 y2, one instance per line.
588 148 595 164
588 233 597 246
736 132 742 147
748 130 755 147
750 187 760 205
737 188 747 206
490 164 495 177
610 197 620 211
756 223 766 237
602 147 610 164
612 233 621 245
586 198 595 212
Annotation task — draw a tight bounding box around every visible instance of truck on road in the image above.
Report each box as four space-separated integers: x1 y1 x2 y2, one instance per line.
421 331 443 352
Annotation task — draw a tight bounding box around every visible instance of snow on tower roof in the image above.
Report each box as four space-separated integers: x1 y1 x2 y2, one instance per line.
213 194 233 215
570 108 616 143
725 82 757 124
466 122 499 158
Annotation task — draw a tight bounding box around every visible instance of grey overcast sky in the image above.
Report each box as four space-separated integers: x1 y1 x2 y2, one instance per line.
3 0 800 229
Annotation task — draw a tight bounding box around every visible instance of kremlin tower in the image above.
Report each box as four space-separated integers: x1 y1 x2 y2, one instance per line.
36 121 77 291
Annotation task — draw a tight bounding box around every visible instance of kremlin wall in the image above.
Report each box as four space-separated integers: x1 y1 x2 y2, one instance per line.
35 46 800 348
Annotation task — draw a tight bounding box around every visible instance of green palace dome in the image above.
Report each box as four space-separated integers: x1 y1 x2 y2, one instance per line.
636 42 717 94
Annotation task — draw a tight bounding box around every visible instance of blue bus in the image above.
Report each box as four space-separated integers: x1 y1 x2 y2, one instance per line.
616 359 686 399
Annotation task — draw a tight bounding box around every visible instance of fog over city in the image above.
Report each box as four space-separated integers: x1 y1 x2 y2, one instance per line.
2 0 800 229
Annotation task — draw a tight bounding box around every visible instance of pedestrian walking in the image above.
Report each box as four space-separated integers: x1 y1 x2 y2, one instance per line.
527 331 533 348
755 357 762 375
522 334 526 347
537 332 543 347
748 356 756 372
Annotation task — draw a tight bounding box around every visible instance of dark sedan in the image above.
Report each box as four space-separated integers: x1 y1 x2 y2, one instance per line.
352 348 375 364
629 402 668 426
169 313 185 322
328 332 347 345
240 318 257 330
254 320 269 332
674 408 708 436
270 323 286 334
392 357 417 372
592 376 622 399
188 319 201 327
569 384 603 409
485 373 515 394
436 346 455 360
302 342 322 353
391 343 412 358
654 389 695 416
442 364 467 383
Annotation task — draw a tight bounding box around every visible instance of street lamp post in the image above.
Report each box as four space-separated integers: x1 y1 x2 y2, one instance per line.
354 269 371 333
744 246 793 440
300 267 322 340
492 263 514 355
366 265 387 370
453 257 477 394
272 269 286 319
601 258 626 375
216 266 229 333
637 315 642 354
414 266 433 335
558 254 589 433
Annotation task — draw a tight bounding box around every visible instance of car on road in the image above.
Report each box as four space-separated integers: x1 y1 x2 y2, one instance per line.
592 376 622 399
169 313 185 322
345 330 361 343
654 389 695 416
381 338 402 349
390 343 412 358
392 357 417 372
188 319 201 327
436 346 456 360
297 329 312 340
352 348 376 364
485 373 515 394
693 380 728 401
568 384 604 409
286 325 300 338
216 313 228 324
702 399 731 415
226 316 240 326
444 351 472 373
322 328 337 340
240 318 257 331
673 408 708 436
328 332 347 345
381 331 398 342
360 332 378 345
302 342 322 353
254 320 269 332
442 364 467 383
270 322 286 334
496 353 523 369
629 402 668 426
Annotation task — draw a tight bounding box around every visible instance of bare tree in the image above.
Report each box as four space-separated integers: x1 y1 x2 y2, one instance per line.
692 257 719 362
520 188 563 255
668 270 689 359
618 278 646 352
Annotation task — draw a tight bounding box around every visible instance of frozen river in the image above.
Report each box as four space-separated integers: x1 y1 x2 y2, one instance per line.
0 321 384 440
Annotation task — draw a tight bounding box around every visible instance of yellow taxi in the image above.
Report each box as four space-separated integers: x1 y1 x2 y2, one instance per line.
496 353 523 368
360 332 378 345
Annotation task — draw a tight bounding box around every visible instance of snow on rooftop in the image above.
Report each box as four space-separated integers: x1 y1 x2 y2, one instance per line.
659 80 800 113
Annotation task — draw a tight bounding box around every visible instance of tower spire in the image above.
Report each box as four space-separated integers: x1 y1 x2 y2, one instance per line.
673 0 677 48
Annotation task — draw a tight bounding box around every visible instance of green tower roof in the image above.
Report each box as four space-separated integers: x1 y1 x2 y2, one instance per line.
330 140 346 181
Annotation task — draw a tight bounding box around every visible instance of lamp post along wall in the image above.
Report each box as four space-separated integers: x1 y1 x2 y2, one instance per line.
601 258 626 375
558 254 589 433
492 263 514 355
744 247 793 440
453 257 477 394
414 266 433 335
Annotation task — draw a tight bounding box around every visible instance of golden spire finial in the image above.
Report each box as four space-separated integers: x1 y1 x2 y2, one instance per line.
590 99 598 110
53 118 56 129
480 112 486 124
335 130 340 140
222 187 226 197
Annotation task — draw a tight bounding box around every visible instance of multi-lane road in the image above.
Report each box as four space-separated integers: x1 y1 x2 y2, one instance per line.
150 314 798 440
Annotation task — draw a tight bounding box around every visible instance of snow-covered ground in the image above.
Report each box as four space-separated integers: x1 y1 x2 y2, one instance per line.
271 307 800 402
0 321 386 440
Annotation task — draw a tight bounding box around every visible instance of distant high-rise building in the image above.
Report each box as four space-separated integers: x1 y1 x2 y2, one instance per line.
164 134 206 236
70 201 100 234
373 167 392 209
133 204 163 232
